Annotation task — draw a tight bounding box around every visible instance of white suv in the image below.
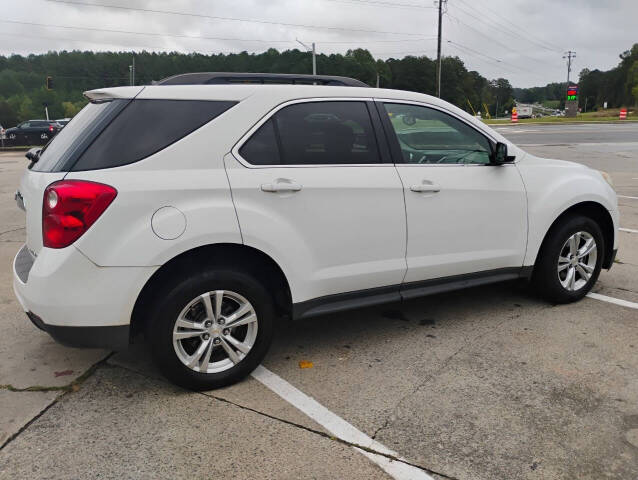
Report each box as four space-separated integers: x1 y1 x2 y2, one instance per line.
12 73 618 389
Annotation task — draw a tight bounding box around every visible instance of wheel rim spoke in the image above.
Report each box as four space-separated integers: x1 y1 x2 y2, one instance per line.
224 302 252 325
575 264 590 281
578 238 596 258
213 290 224 321
219 337 241 364
569 233 579 256
225 312 257 329
176 319 204 330
579 262 594 274
224 333 252 354
187 338 212 368
200 293 214 321
173 330 205 340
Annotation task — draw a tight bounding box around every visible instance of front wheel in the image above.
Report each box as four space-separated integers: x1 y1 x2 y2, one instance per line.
149 268 275 390
532 215 604 303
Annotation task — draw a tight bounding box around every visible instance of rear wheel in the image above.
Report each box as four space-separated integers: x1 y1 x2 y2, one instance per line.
149 268 275 390
532 215 604 303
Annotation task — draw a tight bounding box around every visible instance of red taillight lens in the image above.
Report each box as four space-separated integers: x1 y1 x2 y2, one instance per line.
42 180 117 248
49 125 54 132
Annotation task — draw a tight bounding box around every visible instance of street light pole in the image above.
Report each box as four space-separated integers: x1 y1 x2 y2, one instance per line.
436 0 447 98
296 39 316 75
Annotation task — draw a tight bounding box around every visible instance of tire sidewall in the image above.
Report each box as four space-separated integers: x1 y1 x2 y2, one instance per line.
536 215 604 303
149 269 275 390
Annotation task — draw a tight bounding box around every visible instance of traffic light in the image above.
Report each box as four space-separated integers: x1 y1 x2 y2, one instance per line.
46 76 53 90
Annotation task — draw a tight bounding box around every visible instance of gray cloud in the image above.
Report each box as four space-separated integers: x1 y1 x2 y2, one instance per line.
0 0 636 87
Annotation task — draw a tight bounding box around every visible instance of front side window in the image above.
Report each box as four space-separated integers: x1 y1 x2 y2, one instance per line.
383 103 492 165
239 101 380 165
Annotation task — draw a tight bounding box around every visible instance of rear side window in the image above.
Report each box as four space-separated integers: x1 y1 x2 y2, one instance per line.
72 100 236 171
239 101 380 165
33 100 128 172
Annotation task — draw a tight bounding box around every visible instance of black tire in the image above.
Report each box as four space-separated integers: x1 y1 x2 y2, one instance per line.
149 267 275 390
532 215 604 304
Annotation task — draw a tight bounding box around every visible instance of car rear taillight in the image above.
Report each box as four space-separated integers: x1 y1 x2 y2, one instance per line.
49 125 54 132
43 180 117 248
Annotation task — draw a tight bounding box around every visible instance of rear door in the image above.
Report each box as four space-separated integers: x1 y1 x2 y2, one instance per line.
378 101 527 285
226 99 407 304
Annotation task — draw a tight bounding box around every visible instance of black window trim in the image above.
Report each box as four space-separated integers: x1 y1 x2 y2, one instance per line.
373 99 516 167
232 97 394 168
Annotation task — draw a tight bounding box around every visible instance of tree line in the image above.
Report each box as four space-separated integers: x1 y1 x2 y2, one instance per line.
513 43 638 111
0 48 515 127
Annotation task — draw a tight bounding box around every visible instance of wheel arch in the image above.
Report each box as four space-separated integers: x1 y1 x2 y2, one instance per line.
130 243 292 339
533 201 615 271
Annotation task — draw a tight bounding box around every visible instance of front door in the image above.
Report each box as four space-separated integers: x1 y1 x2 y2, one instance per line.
379 101 527 284
226 99 407 304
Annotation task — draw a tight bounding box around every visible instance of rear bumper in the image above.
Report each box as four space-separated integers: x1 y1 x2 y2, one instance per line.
26 311 129 349
13 244 157 350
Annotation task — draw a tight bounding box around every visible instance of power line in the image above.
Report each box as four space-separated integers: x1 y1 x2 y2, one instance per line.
447 40 545 78
45 0 425 36
322 0 435 9
454 0 562 53
446 13 562 70
0 19 432 47
462 0 563 52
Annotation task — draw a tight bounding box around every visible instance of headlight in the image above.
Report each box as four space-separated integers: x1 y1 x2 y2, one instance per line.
599 170 614 189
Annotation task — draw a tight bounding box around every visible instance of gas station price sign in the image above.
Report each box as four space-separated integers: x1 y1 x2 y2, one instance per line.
566 85 579 102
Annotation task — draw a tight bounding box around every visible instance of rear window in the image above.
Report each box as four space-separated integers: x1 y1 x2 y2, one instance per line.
72 99 236 171
33 99 236 172
33 100 127 172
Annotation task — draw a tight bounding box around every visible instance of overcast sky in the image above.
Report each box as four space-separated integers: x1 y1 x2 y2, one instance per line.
0 0 636 88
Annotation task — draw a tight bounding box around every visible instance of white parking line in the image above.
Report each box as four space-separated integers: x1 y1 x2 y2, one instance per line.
620 227 638 233
618 195 638 200
587 292 638 310
252 365 434 480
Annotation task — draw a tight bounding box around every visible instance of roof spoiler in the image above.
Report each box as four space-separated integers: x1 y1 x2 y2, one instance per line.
155 72 369 87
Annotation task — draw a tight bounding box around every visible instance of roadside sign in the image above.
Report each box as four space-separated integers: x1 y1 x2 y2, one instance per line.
620 108 627 120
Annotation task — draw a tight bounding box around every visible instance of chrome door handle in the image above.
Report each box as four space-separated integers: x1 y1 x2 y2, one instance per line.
261 182 303 193
410 183 440 193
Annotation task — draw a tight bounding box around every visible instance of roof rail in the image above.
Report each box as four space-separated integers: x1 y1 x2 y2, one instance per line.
155 72 369 87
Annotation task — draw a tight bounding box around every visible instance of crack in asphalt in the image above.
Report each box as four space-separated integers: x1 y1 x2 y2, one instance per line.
111 361 459 480
0 226 25 237
0 353 114 451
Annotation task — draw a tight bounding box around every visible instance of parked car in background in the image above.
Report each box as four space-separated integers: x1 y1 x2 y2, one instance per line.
12 73 618 390
4 120 62 146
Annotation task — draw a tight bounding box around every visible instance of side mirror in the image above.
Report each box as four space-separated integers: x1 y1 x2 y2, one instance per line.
25 147 41 163
491 142 513 165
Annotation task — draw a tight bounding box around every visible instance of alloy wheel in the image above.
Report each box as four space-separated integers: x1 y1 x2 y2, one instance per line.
557 231 597 292
172 290 258 374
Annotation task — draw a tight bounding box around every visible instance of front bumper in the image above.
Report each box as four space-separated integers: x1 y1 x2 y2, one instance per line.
13 244 157 350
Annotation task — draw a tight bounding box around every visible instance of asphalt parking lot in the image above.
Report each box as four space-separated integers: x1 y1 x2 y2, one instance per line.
1 122 637 480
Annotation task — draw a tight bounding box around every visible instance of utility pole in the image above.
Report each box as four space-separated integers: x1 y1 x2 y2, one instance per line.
563 50 576 84
436 0 447 98
296 39 316 75
129 55 136 86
